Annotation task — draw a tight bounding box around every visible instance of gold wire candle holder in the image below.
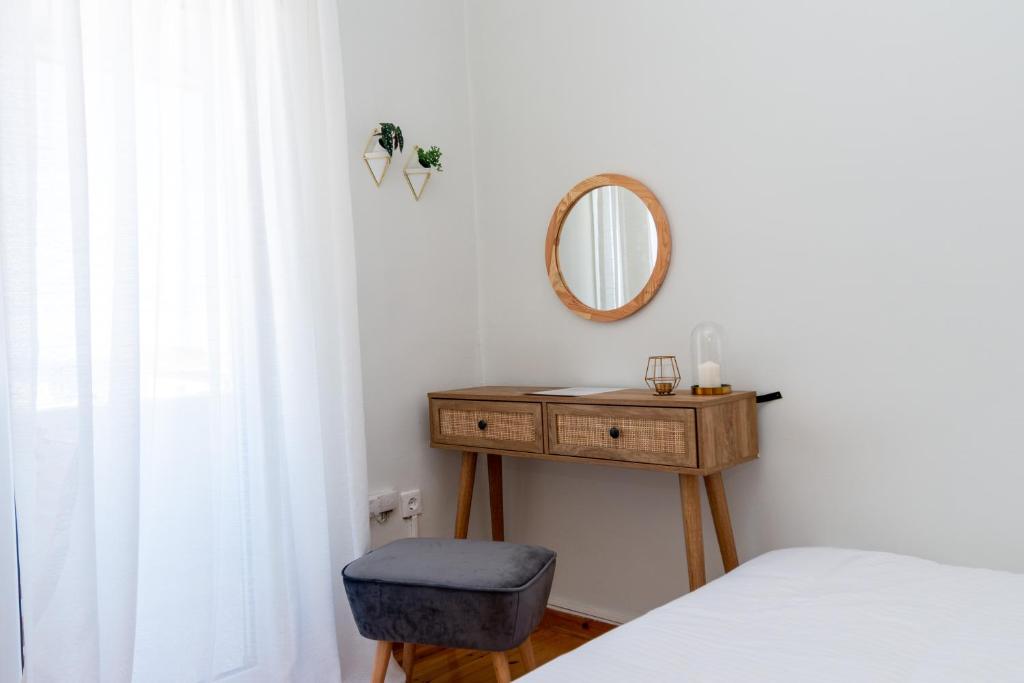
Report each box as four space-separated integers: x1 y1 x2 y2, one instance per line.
645 355 681 396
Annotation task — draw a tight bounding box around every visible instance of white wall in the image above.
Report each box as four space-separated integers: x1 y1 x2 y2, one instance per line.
465 0 1024 622
337 0 490 549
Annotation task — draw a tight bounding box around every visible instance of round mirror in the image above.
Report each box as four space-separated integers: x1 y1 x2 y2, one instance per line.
545 174 670 321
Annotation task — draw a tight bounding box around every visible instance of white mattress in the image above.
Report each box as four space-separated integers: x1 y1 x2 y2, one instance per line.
522 547 1024 682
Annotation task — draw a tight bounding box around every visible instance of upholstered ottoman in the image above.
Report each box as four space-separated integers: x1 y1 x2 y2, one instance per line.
343 537 556 682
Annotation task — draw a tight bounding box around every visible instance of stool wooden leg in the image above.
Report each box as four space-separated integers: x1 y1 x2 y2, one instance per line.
520 636 537 672
455 451 478 539
491 651 512 683
372 641 392 683
401 643 416 681
704 472 739 572
487 454 505 541
679 474 706 591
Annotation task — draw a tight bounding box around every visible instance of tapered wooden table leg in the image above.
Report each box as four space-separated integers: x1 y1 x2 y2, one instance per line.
487 454 505 541
679 474 706 591
520 635 537 672
401 643 416 682
455 451 478 539
704 472 739 572
371 641 392 683
492 651 512 683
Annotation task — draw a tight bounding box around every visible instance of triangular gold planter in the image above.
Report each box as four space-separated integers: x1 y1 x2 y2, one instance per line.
403 146 433 201
362 127 391 187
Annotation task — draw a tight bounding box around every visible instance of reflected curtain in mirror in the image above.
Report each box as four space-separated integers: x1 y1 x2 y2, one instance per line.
558 186 658 310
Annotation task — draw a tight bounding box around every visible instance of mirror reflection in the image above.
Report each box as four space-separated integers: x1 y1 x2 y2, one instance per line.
557 186 658 311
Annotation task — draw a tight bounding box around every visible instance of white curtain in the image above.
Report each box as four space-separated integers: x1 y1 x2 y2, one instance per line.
0 0 373 681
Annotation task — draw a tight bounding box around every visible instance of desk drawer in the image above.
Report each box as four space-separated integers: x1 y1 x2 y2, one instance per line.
547 403 697 467
430 399 544 453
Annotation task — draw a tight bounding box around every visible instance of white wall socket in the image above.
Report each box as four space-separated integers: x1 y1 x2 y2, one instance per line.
400 489 422 518
368 490 399 517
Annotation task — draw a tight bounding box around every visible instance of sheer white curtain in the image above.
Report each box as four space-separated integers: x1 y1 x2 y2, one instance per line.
0 0 372 681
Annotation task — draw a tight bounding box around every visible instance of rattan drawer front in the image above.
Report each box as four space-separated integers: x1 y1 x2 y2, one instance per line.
547 404 697 467
430 399 544 453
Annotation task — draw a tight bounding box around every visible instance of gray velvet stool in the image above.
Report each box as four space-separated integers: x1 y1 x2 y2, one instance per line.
343 537 556 683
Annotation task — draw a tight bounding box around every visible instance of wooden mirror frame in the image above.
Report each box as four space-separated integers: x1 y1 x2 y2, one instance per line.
545 173 671 322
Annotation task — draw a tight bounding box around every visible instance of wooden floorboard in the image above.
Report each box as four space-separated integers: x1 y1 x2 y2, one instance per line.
391 609 616 682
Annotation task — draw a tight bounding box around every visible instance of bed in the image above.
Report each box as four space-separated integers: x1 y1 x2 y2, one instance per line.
521 547 1024 682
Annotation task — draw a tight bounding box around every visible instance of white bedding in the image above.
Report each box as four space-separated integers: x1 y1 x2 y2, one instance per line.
522 547 1024 682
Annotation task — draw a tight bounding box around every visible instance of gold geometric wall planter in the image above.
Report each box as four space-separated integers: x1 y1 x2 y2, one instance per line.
403 146 432 201
362 127 391 187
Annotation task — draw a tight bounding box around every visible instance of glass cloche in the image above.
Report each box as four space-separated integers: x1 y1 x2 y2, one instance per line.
690 321 732 395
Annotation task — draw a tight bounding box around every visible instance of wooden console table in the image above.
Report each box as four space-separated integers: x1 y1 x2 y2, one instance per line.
427 386 758 591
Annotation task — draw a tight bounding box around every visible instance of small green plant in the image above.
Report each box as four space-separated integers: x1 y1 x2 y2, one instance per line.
377 122 404 157
417 145 443 172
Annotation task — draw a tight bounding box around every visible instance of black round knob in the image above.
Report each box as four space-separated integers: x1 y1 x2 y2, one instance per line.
609 426 620 439
478 420 488 431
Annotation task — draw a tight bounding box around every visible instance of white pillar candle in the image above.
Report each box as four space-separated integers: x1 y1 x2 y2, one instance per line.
698 360 722 388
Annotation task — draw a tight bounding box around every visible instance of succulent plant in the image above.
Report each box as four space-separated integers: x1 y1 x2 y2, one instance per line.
417 145 443 172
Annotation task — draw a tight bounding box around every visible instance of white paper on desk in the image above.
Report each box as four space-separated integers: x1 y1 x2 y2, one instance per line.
528 387 624 397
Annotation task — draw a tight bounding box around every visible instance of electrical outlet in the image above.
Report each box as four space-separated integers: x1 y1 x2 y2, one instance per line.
368 490 399 517
400 489 422 518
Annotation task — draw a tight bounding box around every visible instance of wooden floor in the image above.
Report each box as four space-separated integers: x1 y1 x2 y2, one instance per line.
392 609 616 682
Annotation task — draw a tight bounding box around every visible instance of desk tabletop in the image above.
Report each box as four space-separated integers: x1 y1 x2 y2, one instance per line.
428 385 755 409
